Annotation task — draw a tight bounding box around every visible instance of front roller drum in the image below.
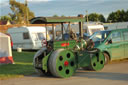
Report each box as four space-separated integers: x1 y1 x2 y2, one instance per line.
89 50 105 71
48 49 77 78
33 47 50 76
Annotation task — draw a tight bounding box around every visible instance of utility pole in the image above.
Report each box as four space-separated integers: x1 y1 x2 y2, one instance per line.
86 10 89 24
25 0 28 25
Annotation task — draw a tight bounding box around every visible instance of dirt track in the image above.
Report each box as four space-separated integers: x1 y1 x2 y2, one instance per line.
1 60 128 85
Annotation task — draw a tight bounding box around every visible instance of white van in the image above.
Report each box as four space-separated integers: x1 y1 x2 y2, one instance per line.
7 26 51 50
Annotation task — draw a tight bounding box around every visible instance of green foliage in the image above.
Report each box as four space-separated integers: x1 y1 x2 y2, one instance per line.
53 14 59 17
53 14 66 17
85 13 106 23
61 15 66 17
0 16 12 21
9 0 35 24
126 10 128 21
99 14 106 23
107 9 128 22
88 13 99 21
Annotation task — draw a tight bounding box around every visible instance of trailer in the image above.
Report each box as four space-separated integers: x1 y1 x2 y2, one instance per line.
71 23 104 35
30 15 105 78
7 26 51 50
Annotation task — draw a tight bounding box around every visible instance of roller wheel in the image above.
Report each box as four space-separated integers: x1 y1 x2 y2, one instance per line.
33 47 50 76
103 53 110 65
89 51 105 71
48 49 77 78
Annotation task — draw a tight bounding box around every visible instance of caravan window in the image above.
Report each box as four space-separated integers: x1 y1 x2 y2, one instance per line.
23 32 30 39
91 29 102 34
37 33 45 40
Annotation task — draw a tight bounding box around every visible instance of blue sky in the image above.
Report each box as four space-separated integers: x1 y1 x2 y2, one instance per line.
0 0 128 18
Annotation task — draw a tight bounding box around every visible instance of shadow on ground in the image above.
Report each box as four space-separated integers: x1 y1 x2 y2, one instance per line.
25 69 128 81
74 70 128 81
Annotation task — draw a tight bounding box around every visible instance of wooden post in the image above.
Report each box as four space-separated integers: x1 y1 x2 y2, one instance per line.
79 22 83 39
45 24 47 41
61 23 64 40
78 14 84 39
52 24 55 41
68 22 71 32
86 10 89 24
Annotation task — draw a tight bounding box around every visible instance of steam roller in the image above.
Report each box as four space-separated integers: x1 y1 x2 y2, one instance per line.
31 15 105 78
33 47 105 78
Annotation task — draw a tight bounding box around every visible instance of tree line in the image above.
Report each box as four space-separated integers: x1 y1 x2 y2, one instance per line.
0 0 128 24
107 9 128 22
84 9 128 23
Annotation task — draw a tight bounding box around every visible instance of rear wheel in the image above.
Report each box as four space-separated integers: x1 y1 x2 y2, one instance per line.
103 53 110 65
48 49 77 78
82 49 104 71
89 51 105 71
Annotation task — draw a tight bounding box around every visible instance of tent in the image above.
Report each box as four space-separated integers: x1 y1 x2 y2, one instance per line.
0 32 14 64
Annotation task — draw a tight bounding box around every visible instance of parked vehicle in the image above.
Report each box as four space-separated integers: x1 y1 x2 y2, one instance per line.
90 28 128 64
31 15 105 78
7 26 51 50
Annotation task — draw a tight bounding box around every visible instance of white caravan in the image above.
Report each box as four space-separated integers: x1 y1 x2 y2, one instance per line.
85 24 104 35
71 23 104 36
7 26 51 50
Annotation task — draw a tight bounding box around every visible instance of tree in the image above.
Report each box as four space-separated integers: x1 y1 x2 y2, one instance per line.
0 16 12 21
9 0 35 24
88 13 99 21
119 9 126 22
99 14 106 23
126 10 128 21
85 13 106 22
53 14 59 17
61 15 66 17
53 14 66 17
107 12 117 22
107 9 128 22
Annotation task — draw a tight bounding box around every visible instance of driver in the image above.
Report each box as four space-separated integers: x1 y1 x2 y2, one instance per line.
86 39 95 50
69 29 77 40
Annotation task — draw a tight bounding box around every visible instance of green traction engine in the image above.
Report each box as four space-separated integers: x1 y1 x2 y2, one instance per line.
30 15 105 78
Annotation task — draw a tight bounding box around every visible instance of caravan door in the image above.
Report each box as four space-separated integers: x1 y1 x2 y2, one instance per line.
31 33 42 49
37 33 47 47
31 33 47 49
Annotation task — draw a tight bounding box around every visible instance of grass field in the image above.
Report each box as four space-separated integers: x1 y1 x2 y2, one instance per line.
0 51 36 80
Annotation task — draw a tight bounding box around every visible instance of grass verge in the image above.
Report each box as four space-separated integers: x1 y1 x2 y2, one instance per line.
0 51 36 80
